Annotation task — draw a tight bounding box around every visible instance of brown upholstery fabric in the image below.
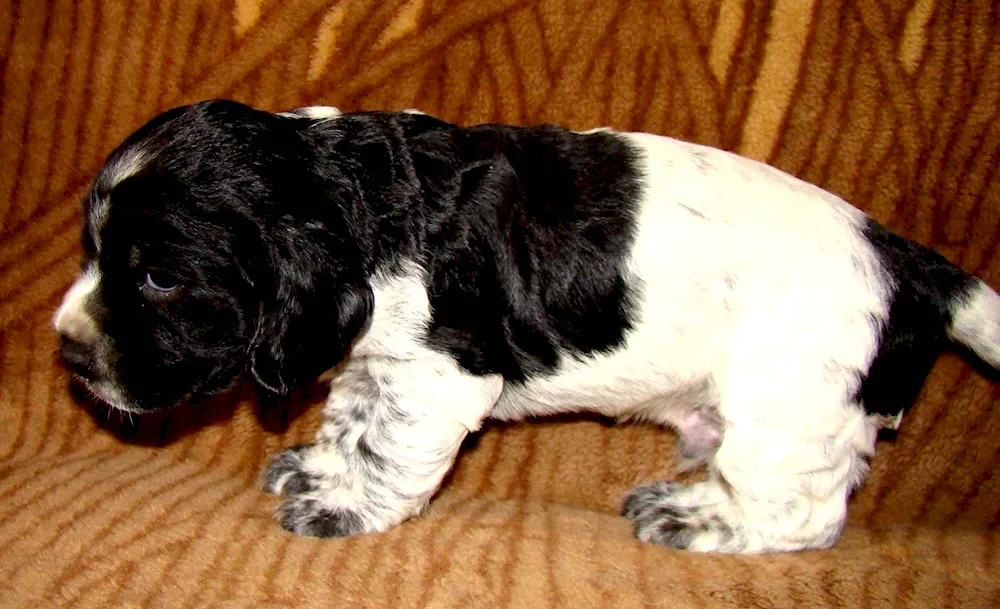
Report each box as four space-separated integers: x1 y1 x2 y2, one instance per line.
2 1 999 606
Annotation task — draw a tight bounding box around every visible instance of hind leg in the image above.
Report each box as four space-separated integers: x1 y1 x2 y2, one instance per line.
625 357 878 553
623 420 873 552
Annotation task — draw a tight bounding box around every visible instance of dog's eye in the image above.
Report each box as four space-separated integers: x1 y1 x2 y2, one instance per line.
144 271 179 293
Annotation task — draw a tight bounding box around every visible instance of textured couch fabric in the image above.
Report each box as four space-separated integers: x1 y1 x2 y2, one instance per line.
2 1 1000 606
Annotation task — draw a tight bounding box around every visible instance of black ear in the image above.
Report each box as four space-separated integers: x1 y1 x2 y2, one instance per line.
250 273 373 395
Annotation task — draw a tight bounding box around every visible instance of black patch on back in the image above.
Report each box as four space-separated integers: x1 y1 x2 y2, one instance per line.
402 123 641 381
858 219 975 416
306 113 641 382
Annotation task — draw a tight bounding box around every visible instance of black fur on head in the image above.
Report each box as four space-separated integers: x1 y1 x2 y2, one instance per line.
84 100 373 410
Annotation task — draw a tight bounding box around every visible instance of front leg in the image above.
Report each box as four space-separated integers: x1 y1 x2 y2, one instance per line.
264 354 503 538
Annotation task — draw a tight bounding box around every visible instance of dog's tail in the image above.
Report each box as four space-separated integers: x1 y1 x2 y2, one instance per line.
948 279 1000 369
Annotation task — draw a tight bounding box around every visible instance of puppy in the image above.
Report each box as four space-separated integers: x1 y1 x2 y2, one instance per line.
53 100 1000 553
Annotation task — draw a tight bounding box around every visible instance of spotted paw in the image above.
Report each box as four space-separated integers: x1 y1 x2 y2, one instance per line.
622 481 740 552
262 444 316 496
622 481 683 519
262 446 371 538
276 496 367 538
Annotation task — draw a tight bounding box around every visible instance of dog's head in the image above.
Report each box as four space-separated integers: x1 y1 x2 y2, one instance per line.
53 100 373 412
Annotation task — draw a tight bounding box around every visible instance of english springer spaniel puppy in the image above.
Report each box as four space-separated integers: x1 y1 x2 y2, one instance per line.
53 100 1000 553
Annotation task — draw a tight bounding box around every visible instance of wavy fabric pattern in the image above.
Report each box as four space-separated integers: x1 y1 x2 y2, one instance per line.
1 1 999 606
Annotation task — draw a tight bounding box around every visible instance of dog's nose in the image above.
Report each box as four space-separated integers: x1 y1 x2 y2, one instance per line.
59 335 96 380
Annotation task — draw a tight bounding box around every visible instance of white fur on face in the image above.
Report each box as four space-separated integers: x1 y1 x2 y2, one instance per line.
53 264 134 411
89 148 149 251
53 264 101 345
53 140 153 412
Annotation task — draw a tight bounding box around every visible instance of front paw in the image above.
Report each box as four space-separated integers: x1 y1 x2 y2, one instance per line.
276 496 368 538
262 444 315 497
262 446 377 539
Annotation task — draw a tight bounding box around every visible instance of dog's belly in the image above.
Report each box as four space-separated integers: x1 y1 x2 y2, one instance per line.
489 340 717 422
489 352 725 461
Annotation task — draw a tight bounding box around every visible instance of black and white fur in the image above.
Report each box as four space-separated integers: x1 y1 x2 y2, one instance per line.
54 100 1000 553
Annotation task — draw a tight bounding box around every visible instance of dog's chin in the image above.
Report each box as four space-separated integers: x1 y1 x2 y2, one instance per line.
75 376 150 414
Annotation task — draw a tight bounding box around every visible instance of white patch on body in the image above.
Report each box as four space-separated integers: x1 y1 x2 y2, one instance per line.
488 132 892 552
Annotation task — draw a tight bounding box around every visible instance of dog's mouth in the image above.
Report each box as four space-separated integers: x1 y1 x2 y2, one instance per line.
72 374 143 413
58 337 142 413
